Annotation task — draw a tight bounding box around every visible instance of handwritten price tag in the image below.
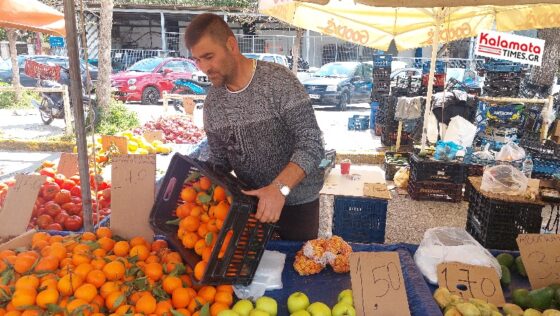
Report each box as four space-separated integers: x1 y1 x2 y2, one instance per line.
111 155 156 242
143 130 164 143
57 153 78 178
101 135 128 154
437 262 505 306
0 175 44 237
517 234 560 289
349 252 410 316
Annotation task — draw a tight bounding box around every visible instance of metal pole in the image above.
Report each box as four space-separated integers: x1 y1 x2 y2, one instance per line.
63 0 93 232
306 29 310 65
252 36 255 53
161 12 166 57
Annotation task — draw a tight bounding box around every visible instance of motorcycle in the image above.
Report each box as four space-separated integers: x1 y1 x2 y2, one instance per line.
170 78 211 113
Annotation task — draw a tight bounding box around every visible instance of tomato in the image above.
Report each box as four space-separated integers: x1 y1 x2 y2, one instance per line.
61 179 76 191
62 202 81 215
36 207 47 216
70 175 81 185
44 201 62 218
39 168 56 179
36 214 54 229
54 189 72 205
46 223 63 231
101 188 111 200
64 215 83 231
53 174 66 186
41 182 60 201
54 211 69 226
70 185 81 197
98 197 110 209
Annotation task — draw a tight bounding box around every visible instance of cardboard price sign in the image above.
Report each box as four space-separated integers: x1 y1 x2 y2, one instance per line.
0 175 44 237
350 252 410 316
111 155 156 242
517 234 560 289
57 153 78 178
101 135 128 154
437 262 505 306
143 130 164 143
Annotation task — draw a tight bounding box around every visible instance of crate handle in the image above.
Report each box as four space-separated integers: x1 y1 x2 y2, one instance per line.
163 177 177 202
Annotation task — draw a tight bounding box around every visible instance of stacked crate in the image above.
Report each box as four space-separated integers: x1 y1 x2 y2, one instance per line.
481 59 524 97
407 153 465 202
378 96 411 146
475 102 526 151
371 53 392 101
420 61 446 94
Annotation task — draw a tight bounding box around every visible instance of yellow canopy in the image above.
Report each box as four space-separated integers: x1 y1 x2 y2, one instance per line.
0 0 66 36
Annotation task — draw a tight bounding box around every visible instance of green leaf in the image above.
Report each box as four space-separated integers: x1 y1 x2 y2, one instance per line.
197 193 211 204
84 241 100 250
132 276 149 291
199 302 210 316
152 284 170 301
128 255 139 264
168 262 186 277
47 303 64 313
1 269 14 285
170 308 184 316
17 305 42 311
125 265 141 277
185 171 201 184
114 293 126 309
205 232 214 246
166 218 181 226
0 287 9 299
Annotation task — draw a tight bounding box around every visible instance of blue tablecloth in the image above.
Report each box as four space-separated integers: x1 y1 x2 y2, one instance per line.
264 241 442 316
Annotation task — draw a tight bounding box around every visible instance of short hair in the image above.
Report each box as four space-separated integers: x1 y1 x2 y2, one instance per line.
185 13 234 50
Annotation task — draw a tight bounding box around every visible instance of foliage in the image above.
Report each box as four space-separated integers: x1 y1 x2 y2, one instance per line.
94 99 140 135
0 82 40 109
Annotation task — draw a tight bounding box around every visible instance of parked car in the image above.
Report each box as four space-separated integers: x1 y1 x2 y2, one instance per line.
0 55 97 88
110 57 200 104
243 53 289 68
302 61 373 110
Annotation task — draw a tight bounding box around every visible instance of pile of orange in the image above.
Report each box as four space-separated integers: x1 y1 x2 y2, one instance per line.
0 228 234 316
175 176 234 282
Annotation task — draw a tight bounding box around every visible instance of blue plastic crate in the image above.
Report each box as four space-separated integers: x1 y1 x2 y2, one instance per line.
370 102 379 129
348 115 370 131
483 60 522 73
373 53 393 68
333 196 388 243
422 61 445 74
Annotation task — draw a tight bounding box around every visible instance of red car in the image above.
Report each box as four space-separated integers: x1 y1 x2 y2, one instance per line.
111 57 199 104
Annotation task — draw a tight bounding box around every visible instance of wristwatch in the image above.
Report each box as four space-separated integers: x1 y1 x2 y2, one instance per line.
275 181 291 196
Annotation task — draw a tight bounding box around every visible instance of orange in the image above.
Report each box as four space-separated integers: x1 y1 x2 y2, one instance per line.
98 237 116 252
171 287 192 309
145 255 160 264
39 278 58 291
113 241 130 257
193 261 207 281
105 291 126 311
100 281 120 299
57 274 83 296
151 239 168 252
130 237 148 248
206 219 218 233
46 242 66 261
213 186 227 202
74 283 98 303
215 285 233 294
20 311 39 316
11 289 36 308
74 263 94 279
129 291 149 305
187 296 207 314
194 239 206 256
210 302 229 316
197 286 217 304
201 247 213 263
72 253 91 266
180 187 197 203
92 295 105 309
115 305 135 315
200 213 210 223
215 219 224 230
190 206 204 217
66 298 89 313
197 223 209 239
91 258 107 270
214 201 230 221
129 245 150 261
4 312 21 316
176 204 193 219
135 293 157 314
14 275 39 291
154 300 172 316
73 244 91 255
86 269 107 288
96 227 112 239
182 232 199 249
35 288 59 308
93 248 107 258
199 177 212 191
103 261 125 281
183 216 200 232
81 232 97 241
31 239 48 251
13 255 35 274
144 262 163 281
175 308 192 316
214 291 233 306
162 276 182 295
196 192 211 206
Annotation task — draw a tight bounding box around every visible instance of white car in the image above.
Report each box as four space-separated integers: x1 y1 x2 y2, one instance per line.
243 53 289 68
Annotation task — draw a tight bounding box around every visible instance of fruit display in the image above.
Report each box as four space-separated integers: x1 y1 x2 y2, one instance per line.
0 229 235 316
133 115 205 145
294 236 352 276
170 174 232 281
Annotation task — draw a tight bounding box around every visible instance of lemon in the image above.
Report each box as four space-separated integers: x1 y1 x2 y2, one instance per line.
128 141 139 152
156 145 172 154
136 148 149 155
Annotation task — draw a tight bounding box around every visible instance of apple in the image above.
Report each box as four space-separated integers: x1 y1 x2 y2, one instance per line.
331 303 356 316
337 290 352 302
249 309 270 316
218 310 240 316
338 296 353 307
291 310 311 316
233 299 254 316
288 292 311 313
307 302 332 316
255 297 277 316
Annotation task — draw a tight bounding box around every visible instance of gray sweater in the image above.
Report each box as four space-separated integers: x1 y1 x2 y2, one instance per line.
203 61 325 206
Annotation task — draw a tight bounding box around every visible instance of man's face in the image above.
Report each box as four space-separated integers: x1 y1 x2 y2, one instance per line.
190 35 235 87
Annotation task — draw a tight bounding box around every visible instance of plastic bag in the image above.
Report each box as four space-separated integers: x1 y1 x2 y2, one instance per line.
496 142 525 162
481 164 528 195
414 227 502 285
443 116 477 148
393 166 409 188
473 143 494 161
434 141 463 161
233 250 286 300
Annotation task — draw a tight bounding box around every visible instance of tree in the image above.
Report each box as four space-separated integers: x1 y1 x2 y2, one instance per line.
96 0 113 109
527 28 560 94
7 29 22 102
291 28 304 74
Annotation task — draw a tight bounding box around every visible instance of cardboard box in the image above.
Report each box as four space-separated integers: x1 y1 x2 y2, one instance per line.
0 230 36 251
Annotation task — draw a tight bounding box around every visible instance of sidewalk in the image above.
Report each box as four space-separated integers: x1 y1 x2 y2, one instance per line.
0 109 65 140
0 151 61 180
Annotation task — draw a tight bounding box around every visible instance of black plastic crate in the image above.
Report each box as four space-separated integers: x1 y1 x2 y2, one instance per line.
348 115 370 130
384 152 410 180
465 179 544 250
332 196 388 243
150 153 274 285
409 153 465 184
373 53 392 68
381 126 411 147
407 178 463 202
373 68 391 79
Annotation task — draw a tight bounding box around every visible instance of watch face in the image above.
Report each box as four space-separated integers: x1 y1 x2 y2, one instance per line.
280 186 290 196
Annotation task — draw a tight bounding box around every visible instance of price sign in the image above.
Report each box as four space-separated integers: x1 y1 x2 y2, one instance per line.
350 252 410 316
111 155 156 242
517 234 560 289
0 175 44 237
143 130 164 143
101 135 128 154
57 153 78 178
437 262 505 306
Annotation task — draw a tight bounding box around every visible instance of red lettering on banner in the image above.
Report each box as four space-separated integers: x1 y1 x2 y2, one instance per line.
421 23 471 45
318 18 369 45
478 31 543 54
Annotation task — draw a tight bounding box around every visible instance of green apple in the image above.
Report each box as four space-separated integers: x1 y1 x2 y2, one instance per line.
233 299 254 316
288 292 311 313
338 290 353 302
249 309 270 316
255 296 277 316
331 302 356 316
338 295 353 307
291 310 312 316
307 302 332 316
218 310 241 316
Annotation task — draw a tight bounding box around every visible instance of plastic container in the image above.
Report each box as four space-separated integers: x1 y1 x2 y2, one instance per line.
340 159 351 175
373 53 393 68
150 153 275 285
332 196 388 243
407 179 463 203
409 153 465 184
384 152 410 180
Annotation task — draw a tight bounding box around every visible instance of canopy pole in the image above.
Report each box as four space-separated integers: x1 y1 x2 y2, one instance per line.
420 9 443 151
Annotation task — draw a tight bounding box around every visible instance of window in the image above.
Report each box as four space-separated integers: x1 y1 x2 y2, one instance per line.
363 63 373 79
183 61 197 72
161 61 186 72
263 56 275 62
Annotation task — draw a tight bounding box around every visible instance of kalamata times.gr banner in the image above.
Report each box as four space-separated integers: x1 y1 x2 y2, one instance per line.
475 30 545 66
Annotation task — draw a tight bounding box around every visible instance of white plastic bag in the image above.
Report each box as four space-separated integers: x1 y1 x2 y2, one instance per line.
233 250 286 300
443 116 477 148
481 164 528 195
393 166 409 188
473 143 494 161
414 227 502 285
496 142 525 162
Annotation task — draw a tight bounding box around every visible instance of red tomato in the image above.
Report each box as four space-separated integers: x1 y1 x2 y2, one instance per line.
70 185 81 197
41 182 60 201
54 211 69 226
36 214 54 229
53 174 65 186
61 179 76 191
70 175 81 185
44 201 62 218
64 215 83 231
54 189 72 205
46 223 63 231
39 168 56 179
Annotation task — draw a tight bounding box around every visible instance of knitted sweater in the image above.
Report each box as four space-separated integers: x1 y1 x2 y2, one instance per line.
203 61 325 206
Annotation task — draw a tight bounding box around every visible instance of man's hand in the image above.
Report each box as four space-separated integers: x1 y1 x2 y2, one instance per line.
242 184 285 223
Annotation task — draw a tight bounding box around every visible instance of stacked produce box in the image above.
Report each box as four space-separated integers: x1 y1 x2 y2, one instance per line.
372 53 392 136
480 59 524 97
420 60 446 94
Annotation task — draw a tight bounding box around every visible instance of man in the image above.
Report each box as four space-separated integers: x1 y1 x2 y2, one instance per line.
185 13 324 241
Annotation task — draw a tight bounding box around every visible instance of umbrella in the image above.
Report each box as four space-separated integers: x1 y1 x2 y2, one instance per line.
258 0 560 147
0 0 66 36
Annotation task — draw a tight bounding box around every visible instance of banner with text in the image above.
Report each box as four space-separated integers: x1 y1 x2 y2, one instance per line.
475 30 544 66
